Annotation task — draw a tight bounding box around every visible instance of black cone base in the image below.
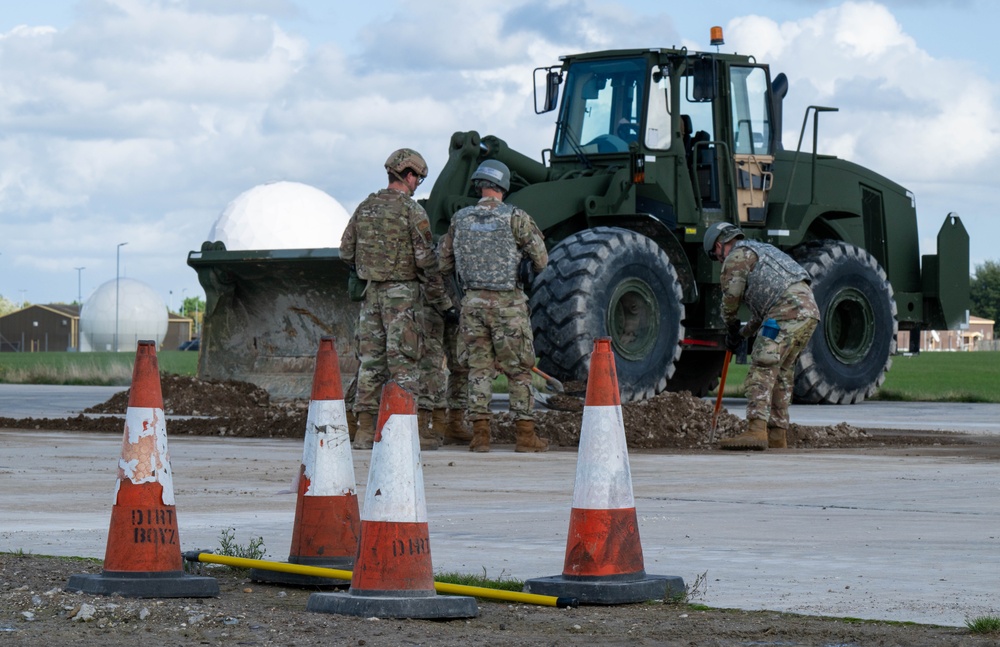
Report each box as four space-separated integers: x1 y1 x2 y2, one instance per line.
66 570 219 598
307 591 478 619
524 573 684 605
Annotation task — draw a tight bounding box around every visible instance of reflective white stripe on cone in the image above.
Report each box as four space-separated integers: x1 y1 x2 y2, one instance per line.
307 381 476 619
65 340 218 598
567 400 645 577
524 337 685 604
252 336 360 587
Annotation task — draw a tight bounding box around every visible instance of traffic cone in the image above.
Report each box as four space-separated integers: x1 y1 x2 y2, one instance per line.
251 337 360 587
307 381 477 619
524 338 684 604
66 340 218 598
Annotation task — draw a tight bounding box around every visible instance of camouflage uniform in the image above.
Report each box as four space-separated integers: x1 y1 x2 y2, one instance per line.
340 188 450 415
442 276 468 410
721 241 820 429
417 287 448 410
438 197 548 421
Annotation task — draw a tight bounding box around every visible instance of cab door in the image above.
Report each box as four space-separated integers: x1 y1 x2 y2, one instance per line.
729 65 775 225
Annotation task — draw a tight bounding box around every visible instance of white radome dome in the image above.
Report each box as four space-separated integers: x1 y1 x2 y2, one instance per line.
80 278 168 352
209 181 350 250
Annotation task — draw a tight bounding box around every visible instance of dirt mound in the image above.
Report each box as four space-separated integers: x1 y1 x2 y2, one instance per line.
0 373 898 449
0 375 867 449
85 374 274 417
0 375 308 439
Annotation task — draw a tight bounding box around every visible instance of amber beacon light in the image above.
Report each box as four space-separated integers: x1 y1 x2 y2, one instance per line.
710 26 725 47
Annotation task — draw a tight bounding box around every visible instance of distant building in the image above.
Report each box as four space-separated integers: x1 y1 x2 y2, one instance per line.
0 304 80 352
897 316 995 352
0 304 194 352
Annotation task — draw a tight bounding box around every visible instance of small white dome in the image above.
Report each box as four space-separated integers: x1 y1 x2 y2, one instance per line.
209 181 350 250
80 278 168 352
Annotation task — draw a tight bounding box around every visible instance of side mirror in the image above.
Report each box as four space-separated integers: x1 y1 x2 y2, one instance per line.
692 57 716 102
534 66 562 114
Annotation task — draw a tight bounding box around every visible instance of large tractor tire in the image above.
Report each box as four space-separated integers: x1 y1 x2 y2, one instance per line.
791 241 897 404
529 227 684 402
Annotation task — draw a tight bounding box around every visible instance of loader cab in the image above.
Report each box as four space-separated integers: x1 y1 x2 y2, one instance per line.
552 56 648 156
678 55 777 223
547 49 778 226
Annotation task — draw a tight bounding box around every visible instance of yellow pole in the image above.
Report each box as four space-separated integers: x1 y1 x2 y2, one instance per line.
184 552 578 608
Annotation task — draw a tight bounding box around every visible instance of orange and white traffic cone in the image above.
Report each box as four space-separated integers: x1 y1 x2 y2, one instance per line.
524 338 684 604
66 340 218 597
307 381 477 619
251 336 360 587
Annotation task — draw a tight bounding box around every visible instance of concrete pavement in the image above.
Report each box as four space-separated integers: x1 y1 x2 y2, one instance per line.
2 383 999 626
0 384 127 418
0 426 997 627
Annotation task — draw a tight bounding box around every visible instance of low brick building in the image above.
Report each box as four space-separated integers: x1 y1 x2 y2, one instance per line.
0 304 193 352
897 315 995 352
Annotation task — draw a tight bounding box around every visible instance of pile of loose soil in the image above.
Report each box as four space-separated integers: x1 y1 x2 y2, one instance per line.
0 373 878 449
2 554 994 646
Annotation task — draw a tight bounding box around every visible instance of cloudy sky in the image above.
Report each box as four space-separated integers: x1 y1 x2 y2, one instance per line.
1 0 997 310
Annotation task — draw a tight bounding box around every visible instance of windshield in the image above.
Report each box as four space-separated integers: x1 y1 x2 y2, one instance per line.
730 66 773 155
554 57 646 156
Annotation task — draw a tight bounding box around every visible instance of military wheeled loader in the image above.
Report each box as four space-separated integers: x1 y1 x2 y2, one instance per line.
189 42 969 404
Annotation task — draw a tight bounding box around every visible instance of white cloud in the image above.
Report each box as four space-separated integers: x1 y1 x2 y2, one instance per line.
725 1 999 272
0 0 996 305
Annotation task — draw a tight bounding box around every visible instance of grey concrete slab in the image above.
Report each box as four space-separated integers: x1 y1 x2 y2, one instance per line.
0 384 127 418
0 430 996 627
740 398 1000 435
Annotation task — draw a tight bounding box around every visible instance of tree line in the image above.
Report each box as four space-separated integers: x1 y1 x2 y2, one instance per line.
970 260 1000 331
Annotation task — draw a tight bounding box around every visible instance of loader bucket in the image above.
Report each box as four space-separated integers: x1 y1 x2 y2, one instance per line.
187 242 359 400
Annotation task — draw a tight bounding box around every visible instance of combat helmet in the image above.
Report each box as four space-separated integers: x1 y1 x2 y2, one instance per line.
703 222 745 260
470 159 511 193
384 148 428 182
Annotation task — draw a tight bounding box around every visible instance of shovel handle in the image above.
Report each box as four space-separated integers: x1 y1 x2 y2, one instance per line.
709 350 733 443
532 366 565 393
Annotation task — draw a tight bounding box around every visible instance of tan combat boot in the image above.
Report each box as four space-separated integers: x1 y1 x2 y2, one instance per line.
418 409 439 451
719 418 768 451
768 425 788 449
514 419 549 453
442 408 473 445
430 408 449 443
352 411 376 449
469 419 491 453
347 411 358 443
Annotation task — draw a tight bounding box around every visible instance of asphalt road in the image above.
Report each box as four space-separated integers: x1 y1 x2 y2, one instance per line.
1 384 999 627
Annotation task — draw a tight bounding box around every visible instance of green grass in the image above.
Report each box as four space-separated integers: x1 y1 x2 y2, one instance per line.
1 550 101 563
0 350 198 385
714 351 1000 403
434 569 524 593
873 352 1000 402
966 615 1000 634
216 527 267 561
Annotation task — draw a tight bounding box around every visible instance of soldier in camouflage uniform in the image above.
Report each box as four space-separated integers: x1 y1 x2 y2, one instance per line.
340 148 454 450
417 279 469 445
441 274 472 442
438 160 549 453
704 222 820 450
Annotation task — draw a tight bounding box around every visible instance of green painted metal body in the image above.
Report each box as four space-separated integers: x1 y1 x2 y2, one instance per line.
187 46 968 402
423 47 967 336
